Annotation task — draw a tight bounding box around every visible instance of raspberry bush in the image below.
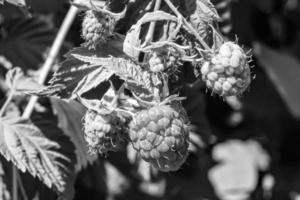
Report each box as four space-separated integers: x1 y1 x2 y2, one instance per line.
2 0 281 199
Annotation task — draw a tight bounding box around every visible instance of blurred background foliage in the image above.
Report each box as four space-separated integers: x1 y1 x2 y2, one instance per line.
1 0 300 200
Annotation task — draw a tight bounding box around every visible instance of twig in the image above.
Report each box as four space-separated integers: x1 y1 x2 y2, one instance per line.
163 0 211 51
22 6 79 118
11 5 79 200
0 91 14 117
142 0 162 46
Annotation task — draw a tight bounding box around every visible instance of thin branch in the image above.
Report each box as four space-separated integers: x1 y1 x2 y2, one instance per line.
143 0 162 46
22 6 79 118
163 0 211 51
11 5 79 200
0 91 14 118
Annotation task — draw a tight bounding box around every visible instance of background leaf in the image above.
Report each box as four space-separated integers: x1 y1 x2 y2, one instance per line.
0 116 76 194
51 98 97 171
254 42 300 119
37 35 125 99
0 17 55 71
209 140 270 200
0 160 11 200
4 0 26 7
5 67 43 94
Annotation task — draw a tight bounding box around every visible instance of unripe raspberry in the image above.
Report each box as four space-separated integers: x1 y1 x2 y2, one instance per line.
81 10 115 50
148 48 182 74
83 110 128 154
129 104 190 172
148 52 165 73
201 42 251 97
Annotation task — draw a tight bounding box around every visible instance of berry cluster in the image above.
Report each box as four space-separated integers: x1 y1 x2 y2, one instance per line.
129 104 190 172
81 10 115 49
201 42 251 97
83 110 128 154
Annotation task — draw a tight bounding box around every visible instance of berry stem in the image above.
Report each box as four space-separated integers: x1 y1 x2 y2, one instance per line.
143 0 162 46
163 0 211 51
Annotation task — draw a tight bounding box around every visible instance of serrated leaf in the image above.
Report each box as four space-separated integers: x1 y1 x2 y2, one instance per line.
70 54 154 97
5 67 44 94
36 35 125 99
0 117 76 193
189 0 220 41
50 98 97 171
0 17 55 71
196 0 220 22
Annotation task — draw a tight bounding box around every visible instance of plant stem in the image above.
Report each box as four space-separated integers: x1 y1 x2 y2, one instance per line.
11 5 79 200
163 0 211 51
22 5 78 118
0 91 14 118
143 0 162 46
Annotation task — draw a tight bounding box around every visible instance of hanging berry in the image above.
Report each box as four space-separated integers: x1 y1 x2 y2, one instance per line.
81 10 116 49
201 42 252 97
129 103 190 172
83 110 129 154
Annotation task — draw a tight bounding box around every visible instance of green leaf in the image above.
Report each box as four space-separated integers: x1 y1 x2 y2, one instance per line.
123 11 180 60
0 161 11 200
51 98 97 171
189 0 220 43
70 54 154 97
35 35 125 99
0 17 55 71
0 116 76 193
5 67 44 94
254 42 300 119
4 0 26 7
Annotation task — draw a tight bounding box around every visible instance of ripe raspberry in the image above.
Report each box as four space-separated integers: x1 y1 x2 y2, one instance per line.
129 104 190 172
81 10 115 50
201 42 251 97
83 110 128 154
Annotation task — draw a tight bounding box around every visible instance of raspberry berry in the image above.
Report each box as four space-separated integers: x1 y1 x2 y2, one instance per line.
81 10 115 50
201 42 251 97
83 110 128 154
129 104 190 172
148 48 182 74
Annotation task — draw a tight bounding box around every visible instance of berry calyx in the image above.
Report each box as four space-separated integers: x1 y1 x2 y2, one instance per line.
129 104 190 172
201 42 252 97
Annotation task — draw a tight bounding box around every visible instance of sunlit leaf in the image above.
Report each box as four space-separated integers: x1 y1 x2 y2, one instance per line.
0 116 76 193
35 35 125 99
5 67 43 94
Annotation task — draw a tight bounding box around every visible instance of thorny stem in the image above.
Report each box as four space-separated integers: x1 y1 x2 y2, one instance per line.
163 0 211 51
11 5 79 200
143 0 162 46
0 91 14 118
